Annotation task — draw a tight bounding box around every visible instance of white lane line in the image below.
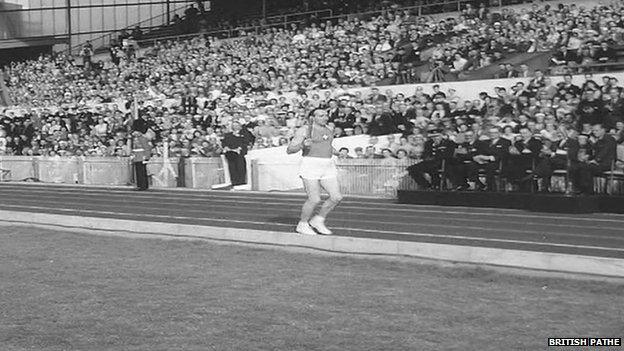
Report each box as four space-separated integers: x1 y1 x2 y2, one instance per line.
0 184 600 209
0 204 623 255
6 193 624 236
1 183 620 217
2 186 623 224
5 196 624 240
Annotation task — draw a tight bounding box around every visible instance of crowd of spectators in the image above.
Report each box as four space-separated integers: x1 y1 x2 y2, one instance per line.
1 69 623 163
425 2 624 81
116 1 624 86
7 1 624 108
0 1 623 194
336 73 623 194
0 2 427 158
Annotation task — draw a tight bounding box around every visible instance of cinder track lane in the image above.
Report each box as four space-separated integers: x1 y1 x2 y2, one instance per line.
1 184 622 259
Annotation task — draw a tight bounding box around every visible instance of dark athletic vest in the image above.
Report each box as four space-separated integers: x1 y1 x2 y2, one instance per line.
302 124 333 158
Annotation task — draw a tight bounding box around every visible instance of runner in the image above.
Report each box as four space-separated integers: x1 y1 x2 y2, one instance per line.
287 109 343 235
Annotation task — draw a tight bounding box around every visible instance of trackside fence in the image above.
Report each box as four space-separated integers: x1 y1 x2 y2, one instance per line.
249 159 624 196
0 156 226 189
0 156 622 196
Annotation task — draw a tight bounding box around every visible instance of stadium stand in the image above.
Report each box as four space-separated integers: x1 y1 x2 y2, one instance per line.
1 0 623 195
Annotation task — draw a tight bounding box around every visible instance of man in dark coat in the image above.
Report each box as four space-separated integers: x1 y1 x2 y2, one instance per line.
534 126 580 192
131 108 152 134
506 127 542 192
222 121 255 187
131 131 152 191
368 107 398 136
407 131 455 190
594 42 616 63
569 124 617 195
448 130 481 190
473 127 511 191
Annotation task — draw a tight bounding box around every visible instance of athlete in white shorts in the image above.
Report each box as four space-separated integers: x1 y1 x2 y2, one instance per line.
286 109 343 235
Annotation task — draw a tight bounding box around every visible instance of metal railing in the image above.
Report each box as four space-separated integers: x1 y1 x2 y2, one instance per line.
321 0 474 22
68 2 192 55
142 2 460 45
70 7 334 55
137 8 334 46
133 0 538 51
74 0 553 55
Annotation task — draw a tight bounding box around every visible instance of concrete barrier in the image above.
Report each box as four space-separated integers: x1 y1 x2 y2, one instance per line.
146 157 179 188
37 157 82 184
83 157 132 186
0 156 37 181
184 157 226 189
0 156 228 189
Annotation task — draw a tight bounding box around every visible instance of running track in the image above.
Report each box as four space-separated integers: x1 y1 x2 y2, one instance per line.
0 183 623 259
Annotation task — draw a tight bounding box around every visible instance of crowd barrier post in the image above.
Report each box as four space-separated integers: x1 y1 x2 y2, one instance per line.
250 159 259 191
190 157 196 188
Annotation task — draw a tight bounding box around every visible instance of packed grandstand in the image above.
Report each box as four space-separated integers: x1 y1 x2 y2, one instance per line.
0 0 623 194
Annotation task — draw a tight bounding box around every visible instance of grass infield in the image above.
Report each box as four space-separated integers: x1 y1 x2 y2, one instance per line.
0 226 622 351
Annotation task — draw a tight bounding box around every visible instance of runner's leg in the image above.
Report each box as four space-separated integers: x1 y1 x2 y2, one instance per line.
317 177 343 218
301 177 322 222
308 177 343 235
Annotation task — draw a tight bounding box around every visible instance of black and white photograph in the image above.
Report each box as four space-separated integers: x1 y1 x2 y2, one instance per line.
0 0 623 349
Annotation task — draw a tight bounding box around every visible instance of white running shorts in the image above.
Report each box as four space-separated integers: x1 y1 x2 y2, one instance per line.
298 157 338 180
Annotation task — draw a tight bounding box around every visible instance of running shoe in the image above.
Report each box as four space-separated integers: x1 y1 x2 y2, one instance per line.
309 216 333 235
296 221 317 236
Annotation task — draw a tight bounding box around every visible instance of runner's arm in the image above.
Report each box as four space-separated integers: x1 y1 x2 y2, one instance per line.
287 126 308 154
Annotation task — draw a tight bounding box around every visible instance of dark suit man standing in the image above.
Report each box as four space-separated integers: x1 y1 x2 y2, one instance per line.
327 100 341 124
131 131 152 191
569 124 617 195
506 127 542 191
407 132 455 190
473 127 511 191
222 121 255 187
449 130 481 190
